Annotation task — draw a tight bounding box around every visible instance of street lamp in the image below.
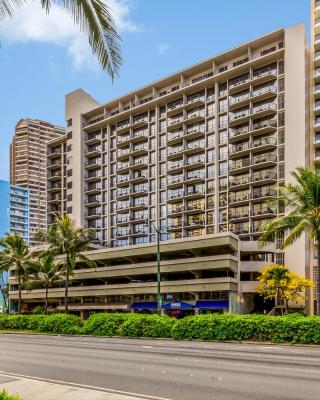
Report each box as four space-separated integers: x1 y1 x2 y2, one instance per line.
144 219 170 315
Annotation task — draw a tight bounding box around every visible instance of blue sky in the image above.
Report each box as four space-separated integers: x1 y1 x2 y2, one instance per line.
0 0 309 180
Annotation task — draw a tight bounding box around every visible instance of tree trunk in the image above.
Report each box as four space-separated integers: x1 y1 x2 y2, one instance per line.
317 238 320 315
0 275 8 314
65 264 70 314
18 275 21 315
45 284 49 314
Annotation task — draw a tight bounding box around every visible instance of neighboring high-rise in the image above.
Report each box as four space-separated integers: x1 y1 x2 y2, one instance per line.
10 119 65 244
0 180 29 242
21 23 310 315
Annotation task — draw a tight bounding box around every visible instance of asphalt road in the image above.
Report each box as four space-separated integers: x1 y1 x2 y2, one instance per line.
0 334 320 400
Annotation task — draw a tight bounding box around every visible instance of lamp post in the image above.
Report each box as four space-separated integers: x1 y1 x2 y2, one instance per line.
144 219 169 315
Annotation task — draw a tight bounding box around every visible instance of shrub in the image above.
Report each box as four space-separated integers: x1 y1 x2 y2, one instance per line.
0 390 21 400
118 314 175 338
0 314 45 331
83 313 130 336
37 314 84 335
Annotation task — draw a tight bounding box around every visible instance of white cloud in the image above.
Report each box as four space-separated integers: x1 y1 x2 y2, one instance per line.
0 0 140 71
158 43 171 56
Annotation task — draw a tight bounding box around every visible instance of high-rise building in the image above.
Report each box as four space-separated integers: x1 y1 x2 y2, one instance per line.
28 24 311 315
10 119 65 244
0 180 29 242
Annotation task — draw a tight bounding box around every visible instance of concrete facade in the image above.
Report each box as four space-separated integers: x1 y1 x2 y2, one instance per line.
18 24 308 314
10 119 65 245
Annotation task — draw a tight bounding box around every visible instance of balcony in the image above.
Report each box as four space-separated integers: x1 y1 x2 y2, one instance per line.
117 188 130 199
229 92 250 110
252 68 277 84
228 76 250 93
167 130 184 144
48 171 62 181
229 158 250 173
229 209 249 221
167 175 184 188
167 101 184 116
185 171 206 183
132 228 149 236
229 142 251 157
85 132 101 144
167 205 184 215
252 136 277 151
252 118 277 134
229 109 250 126
47 182 62 192
85 145 101 157
117 215 130 224
85 171 102 182
229 175 250 189
116 122 131 134
251 207 276 218
84 209 102 219
131 143 149 156
185 156 206 169
116 161 130 173
252 153 277 168
85 183 101 195
116 148 130 160
229 192 250 205
184 188 205 199
167 116 184 130
230 225 250 235
131 117 148 129
167 191 184 203
252 187 277 200
252 103 277 118
186 110 205 123
85 158 101 170
47 148 62 158
131 158 149 169
47 160 62 170
132 185 149 196
229 125 251 141
48 195 62 203
252 170 277 184
85 196 102 206
167 160 184 173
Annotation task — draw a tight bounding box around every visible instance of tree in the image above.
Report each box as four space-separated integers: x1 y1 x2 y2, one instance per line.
0 233 33 314
35 214 96 313
0 256 9 314
257 264 313 314
28 252 66 314
258 166 320 314
0 0 121 79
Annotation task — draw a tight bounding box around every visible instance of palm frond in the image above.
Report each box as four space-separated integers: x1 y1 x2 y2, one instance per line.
53 0 122 79
0 0 25 19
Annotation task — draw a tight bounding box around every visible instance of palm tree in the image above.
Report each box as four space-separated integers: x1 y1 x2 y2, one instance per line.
0 233 34 314
0 0 121 79
35 214 96 313
0 255 9 314
28 252 66 314
259 166 320 314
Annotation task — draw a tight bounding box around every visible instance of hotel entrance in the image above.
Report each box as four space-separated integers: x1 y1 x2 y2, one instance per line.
163 301 195 318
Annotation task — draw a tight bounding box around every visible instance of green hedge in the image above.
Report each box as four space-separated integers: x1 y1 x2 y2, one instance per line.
0 390 21 400
1 313 320 344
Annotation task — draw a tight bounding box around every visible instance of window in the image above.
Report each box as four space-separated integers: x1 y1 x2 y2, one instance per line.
67 119 72 127
219 145 228 160
219 130 228 144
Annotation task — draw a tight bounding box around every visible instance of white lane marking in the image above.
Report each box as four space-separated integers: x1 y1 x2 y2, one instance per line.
141 346 153 349
0 371 172 400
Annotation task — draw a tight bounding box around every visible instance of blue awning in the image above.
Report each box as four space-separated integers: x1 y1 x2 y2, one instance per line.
162 301 194 309
195 300 229 309
131 302 158 309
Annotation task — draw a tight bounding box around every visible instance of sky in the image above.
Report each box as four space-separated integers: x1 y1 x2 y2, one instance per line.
0 0 309 181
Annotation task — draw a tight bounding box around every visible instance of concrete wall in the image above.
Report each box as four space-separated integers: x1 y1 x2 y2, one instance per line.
65 90 100 227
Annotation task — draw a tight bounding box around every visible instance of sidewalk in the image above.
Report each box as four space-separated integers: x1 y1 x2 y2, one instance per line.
0 374 150 400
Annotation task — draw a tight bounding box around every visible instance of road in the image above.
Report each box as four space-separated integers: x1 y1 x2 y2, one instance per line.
0 334 320 400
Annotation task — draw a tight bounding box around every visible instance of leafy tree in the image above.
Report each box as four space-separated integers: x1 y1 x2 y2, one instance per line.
257 264 313 314
35 215 96 313
27 252 66 314
0 0 121 79
0 233 34 314
259 166 320 314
